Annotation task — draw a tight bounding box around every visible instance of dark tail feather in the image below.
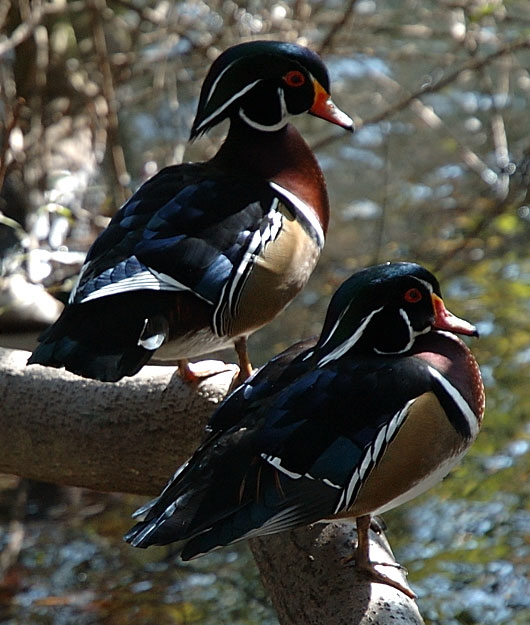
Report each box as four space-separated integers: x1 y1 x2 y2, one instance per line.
124 460 337 558
27 293 169 382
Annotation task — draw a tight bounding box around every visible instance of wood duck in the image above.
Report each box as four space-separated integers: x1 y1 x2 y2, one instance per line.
27 41 353 383
124 261 485 598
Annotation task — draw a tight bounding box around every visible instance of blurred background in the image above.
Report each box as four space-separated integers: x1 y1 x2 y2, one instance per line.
1 0 530 623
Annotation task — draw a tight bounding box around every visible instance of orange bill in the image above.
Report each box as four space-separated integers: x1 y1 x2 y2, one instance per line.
432 294 478 337
309 80 354 131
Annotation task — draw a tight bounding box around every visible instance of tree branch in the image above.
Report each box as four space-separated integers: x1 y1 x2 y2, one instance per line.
0 347 238 494
251 523 424 625
0 347 423 624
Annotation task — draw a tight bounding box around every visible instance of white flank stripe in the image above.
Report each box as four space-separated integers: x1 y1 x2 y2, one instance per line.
322 478 342 489
228 228 263 313
360 449 372 477
427 366 480 439
338 468 359 514
212 203 282 335
371 449 469 516
317 306 383 367
269 182 325 248
261 454 303 479
69 262 91 303
335 399 415 514
372 425 388 463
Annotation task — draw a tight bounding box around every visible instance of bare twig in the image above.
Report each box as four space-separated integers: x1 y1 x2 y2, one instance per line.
318 0 359 55
0 479 26 578
0 0 64 58
0 0 43 58
370 139 390 266
0 97 25 191
363 37 530 127
312 37 530 173
480 53 512 199
431 181 527 275
87 0 131 207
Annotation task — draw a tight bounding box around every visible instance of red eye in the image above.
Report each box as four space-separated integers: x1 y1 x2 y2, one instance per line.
404 288 423 303
283 70 306 87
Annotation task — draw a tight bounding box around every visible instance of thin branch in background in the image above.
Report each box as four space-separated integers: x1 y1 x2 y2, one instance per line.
0 0 64 57
87 0 131 208
458 3 512 200
433 141 530 276
0 479 27 578
431 196 509 275
28 23 49 195
0 97 25 191
0 1 9 27
318 0 359 55
479 54 512 200
375 70 498 187
370 138 390 266
311 37 530 156
364 37 530 127
292 0 307 22
0 0 43 58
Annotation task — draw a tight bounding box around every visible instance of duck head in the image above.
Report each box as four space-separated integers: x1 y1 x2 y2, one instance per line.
315 262 478 366
190 40 354 138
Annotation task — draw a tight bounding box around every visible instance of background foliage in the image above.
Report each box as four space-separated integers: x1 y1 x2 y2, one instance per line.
1 1 530 623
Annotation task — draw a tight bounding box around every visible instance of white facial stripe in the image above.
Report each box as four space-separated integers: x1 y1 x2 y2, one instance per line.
269 181 325 248
195 79 262 133
238 86 291 132
397 308 415 352
317 306 384 367
239 109 290 132
373 307 431 356
277 86 288 124
203 59 235 107
414 276 434 293
318 303 351 349
427 366 480 439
